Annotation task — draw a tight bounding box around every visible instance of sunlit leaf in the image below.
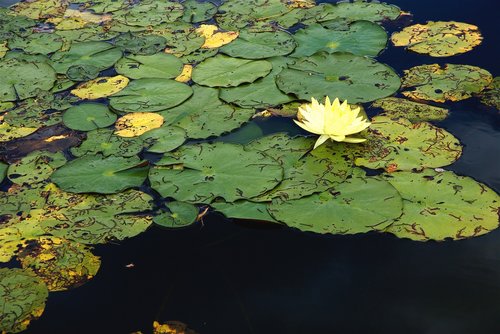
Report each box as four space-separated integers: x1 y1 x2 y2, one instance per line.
71 75 130 99
114 112 165 137
18 236 101 291
392 21 482 57
0 268 48 333
401 64 492 102
175 64 193 83
0 121 38 142
383 169 500 241
196 24 239 49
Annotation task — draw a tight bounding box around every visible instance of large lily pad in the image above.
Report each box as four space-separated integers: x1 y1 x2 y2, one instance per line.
141 126 186 153
276 52 400 103
71 128 144 157
114 32 167 55
109 78 193 113
268 173 403 235
371 97 449 122
181 0 218 23
160 85 255 139
51 155 149 194
115 53 184 79
192 55 273 87
149 142 283 203
401 64 492 102
220 30 296 59
146 22 205 57
113 1 184 27
383 169 500 241
219 57 295 108
18 236 100 291
391 21 482 57
0 268 49 334
0 59 56 101
7 151 67 185
291 21 387 58
351 116 462 171
8 32 64 55
304 1 401 24
63 103 117 131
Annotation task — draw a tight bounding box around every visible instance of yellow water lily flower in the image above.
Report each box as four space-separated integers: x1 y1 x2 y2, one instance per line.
294 97 371 149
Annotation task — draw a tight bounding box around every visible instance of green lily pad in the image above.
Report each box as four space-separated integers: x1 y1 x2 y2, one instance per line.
141 126 186 153
0 268 49 334
276 52 401 103
180 47 218 64
75 0 127 13
291 21 387 58
268 173 403 235
192 55 273 87
371 97 449 122
401 64 493 103
8 32 64 55
478 76 500 110
55 24 120 44
113 0 184 27
149 142 283 203
182 0 217 23
0 186 47 220
160 85 255 139
40 188 154 244
145 22 205 57
304 1 401 24
154 201 199 228
383 169 500 241
50 41 122 76
8 151 67 185
220 30 296 59
0 8 36 37
114 32 167 55
0 162 7 183
351 116 462 171
0 59 56 101
18 236 101 291
109 78 193 113
212 200 279 223
3 51 50 63
71 128 144 157
115 53 184 79
10 0 67 19
219 57 296 108
51 154 149 194
63 103 117 131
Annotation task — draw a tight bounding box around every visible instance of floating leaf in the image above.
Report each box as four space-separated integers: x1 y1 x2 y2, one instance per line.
71 128 143 157
291 21 387 58
196 24 239 49
7 151 66 185
146 22 205 57
212 200 279 223
268 173 403 235
401 64 492 102
383 169 500 241
305 1 401 24
18 236 101 291
114 112 165 137
392 21 482 57
141 126 186 153
192 55 272 87
153 321 198 334
55 24 119 45
51 155 148 194
175 64 193 83
150 142 283 203
71 75 130 99
10 0 67 19
40 188 153 244
154 201 199 228
0 268 48 334
478 77 500 110
182 0 218 23
0 121 38 142
113 1 184 27
351 116 462 171
114 32 167 55
371 97 449 122
50 41 122 76
219 57 295 108
48 8 111 30
75 0 126 13
220 30 296 59
8 32 64 55
63 103 117 131
115 53 183 79
160 85 255 139
276 52 400 103
0 59 56 101
0 161 7 183
109 79 193 113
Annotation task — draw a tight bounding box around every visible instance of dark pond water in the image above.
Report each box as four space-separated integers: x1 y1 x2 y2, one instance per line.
2 0 499 333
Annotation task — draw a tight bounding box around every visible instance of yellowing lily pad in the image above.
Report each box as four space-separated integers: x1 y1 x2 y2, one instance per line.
175 64 193 83
196 24 239 48
401 64 492 102
115 112 164 137
383 169 500 241
71 75 130 99
18 236 101 291
392 21 482 57
10 0 67 19
0 121 38 142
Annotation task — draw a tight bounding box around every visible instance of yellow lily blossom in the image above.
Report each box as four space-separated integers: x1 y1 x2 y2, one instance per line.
294 97 371 149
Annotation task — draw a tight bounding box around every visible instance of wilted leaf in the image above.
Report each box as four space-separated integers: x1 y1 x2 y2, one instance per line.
10 0 67 19
371 97 449 122
71 128 143 157
175 64 193 83
7 150 66 185
71 75 130 99
115 112 165 137
196 24 239 49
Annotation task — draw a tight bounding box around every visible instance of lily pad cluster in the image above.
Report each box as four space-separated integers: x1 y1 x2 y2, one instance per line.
0 0 499 331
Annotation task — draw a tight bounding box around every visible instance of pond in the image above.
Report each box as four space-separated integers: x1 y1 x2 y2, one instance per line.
0 0 499 333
